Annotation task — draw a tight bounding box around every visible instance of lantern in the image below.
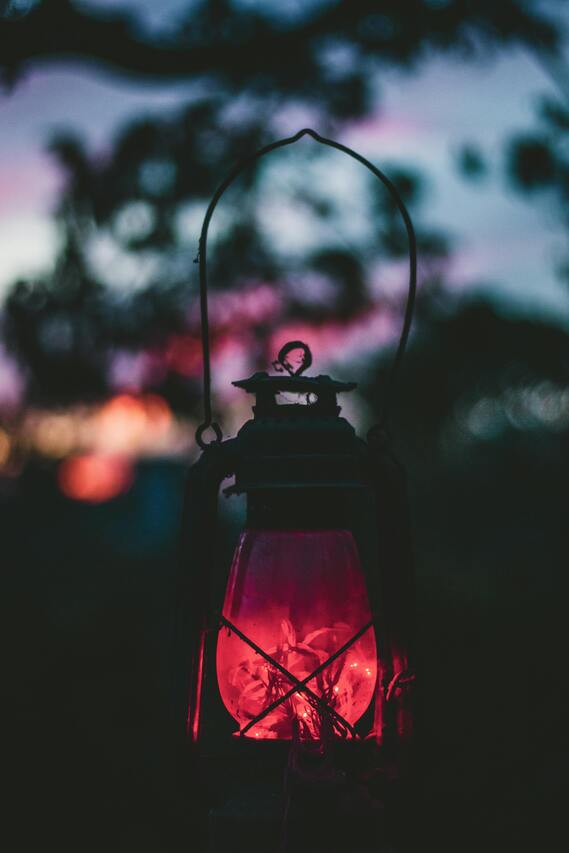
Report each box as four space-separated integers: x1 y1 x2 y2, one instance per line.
176 129 416 851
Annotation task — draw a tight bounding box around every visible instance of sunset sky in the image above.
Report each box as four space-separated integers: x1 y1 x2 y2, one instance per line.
1 1 568 325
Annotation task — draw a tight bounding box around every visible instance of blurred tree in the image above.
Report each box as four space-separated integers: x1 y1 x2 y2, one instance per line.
0 0 565 414
455 143 488 182
506 94 569 286
458 86 569 288
2 94 449 410
361 298 569 853
0 0 561 98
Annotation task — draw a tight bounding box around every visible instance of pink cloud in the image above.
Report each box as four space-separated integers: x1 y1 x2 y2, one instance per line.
0 157 62 216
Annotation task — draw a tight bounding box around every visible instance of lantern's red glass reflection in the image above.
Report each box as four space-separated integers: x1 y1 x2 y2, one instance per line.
216 529 377 740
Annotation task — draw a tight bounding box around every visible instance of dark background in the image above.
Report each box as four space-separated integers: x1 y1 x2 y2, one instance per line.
1 2 567 851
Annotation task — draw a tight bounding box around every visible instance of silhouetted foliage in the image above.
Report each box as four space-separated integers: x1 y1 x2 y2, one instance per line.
510 136 557 190
505 94 569 285
0 0 561 98
456 143 488 181
1 0 567 406
2 95 450 408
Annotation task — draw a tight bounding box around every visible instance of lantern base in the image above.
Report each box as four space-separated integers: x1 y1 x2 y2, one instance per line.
205 739 397 853
208 781 390 853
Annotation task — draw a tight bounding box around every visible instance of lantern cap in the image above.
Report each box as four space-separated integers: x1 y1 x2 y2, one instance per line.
232 342 356 419
232 371 356 419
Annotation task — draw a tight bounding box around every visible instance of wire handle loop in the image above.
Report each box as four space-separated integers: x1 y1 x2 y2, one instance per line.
195 421 223 451
195 127 417 447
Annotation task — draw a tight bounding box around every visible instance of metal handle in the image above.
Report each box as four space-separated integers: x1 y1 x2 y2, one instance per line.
195 127 417 449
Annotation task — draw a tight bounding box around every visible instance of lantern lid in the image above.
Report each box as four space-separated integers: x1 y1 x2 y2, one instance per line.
232 371 355 419
233 372 356 393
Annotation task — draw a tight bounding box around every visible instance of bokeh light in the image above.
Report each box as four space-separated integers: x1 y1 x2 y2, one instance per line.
58 452 134 503
0 428 11 467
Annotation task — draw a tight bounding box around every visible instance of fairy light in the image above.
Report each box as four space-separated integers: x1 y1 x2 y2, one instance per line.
221 615 376 740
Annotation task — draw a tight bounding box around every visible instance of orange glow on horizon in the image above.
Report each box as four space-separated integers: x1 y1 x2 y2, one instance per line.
92 393 172 453
19 392 179 461
0 428 11 467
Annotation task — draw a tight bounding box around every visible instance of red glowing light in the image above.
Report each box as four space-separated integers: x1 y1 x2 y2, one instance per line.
58 453 134 503
189 630 206 742
216 529 377 740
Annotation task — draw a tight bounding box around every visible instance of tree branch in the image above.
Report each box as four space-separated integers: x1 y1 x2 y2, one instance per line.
0 0 559 90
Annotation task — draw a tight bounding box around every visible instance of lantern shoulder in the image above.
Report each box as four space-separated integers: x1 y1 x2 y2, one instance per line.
224 414 371 496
